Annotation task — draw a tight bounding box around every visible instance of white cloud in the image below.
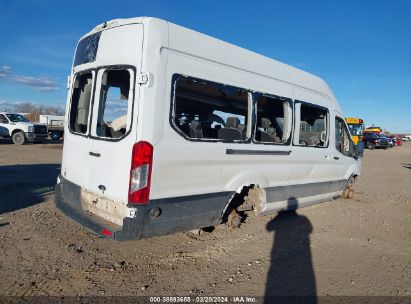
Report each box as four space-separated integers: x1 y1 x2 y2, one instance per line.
0 98 22 111
0 66 59 92
0 66 12 78
13 75 59 92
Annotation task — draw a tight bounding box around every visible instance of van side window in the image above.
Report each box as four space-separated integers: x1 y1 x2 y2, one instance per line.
69 72 93 134
295 102 328 147
95 69 132 139
172 76 249 141
335 117 355 157
254 94 291 144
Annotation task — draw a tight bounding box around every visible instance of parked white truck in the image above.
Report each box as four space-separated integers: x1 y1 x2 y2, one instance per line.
39 115 65 140
0 112 48 144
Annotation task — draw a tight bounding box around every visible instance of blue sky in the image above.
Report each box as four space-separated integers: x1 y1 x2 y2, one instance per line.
0 0 410 132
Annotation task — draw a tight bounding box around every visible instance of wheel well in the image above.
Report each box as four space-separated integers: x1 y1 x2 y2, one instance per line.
347 174 358 188
221 184 256 223
11 129 24 136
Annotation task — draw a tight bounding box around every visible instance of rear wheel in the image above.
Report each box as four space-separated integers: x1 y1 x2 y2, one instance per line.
367 142 375 150
12 131 26 145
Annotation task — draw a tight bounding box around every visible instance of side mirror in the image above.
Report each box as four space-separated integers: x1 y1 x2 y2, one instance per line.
354 141 364 158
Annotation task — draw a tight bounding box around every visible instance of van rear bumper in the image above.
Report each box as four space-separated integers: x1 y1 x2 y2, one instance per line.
55 175 231 241
55 176 146 241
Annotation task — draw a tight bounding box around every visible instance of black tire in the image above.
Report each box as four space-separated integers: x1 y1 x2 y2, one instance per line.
50 131 61 141
367 142 375 150
384 146 389 150
12 131 27 145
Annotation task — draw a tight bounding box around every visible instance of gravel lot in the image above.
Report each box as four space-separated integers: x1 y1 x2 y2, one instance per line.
0 139 410 300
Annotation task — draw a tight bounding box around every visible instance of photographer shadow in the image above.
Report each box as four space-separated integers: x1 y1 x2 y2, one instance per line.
264 198 317 304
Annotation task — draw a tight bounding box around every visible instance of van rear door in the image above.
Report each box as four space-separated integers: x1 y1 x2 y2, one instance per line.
62 24 143 206
86 67 136 202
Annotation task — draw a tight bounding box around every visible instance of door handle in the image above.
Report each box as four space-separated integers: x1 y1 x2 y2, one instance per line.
89 151 101 157
334 156 340 160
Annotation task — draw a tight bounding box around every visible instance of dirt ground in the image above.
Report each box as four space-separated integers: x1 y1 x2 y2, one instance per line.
0 138 410 301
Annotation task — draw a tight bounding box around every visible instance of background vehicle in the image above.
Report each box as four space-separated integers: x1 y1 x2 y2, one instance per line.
362 132 389 150
0 112 48 144
387 137 394 147
345 117 364 145
387 135 400 147
364 126 382 134
39 115 65 140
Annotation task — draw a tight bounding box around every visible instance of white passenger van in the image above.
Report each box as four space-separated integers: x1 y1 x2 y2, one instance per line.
56 17 361 240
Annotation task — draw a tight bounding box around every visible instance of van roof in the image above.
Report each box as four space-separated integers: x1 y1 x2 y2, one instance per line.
84 17 340 111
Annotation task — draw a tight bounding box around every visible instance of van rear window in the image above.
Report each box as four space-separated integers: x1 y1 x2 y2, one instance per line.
172 76 249 142
69 72 93 134
73 32 101 66
94 69 133 139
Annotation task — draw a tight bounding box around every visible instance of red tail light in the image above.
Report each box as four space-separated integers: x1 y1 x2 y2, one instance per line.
101 229 112 236
128 141 153 204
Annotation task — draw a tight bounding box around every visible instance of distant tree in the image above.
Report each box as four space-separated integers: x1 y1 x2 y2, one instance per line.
14 102 37 113
13 102 64 122
26 112 39 122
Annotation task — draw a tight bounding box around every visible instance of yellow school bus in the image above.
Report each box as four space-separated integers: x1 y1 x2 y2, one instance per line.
363 126 382 134
345 117 364 144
